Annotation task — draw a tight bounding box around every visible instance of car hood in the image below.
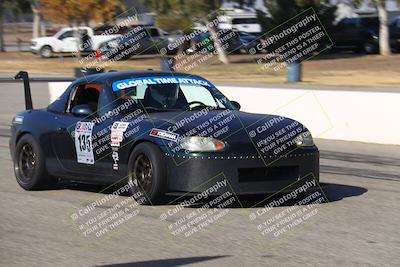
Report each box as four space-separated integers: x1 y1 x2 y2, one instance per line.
144 110 309 154
31 37 54 44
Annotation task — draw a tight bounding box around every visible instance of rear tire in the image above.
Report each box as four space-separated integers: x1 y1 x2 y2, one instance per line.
14 134 57 190
127 142 167 205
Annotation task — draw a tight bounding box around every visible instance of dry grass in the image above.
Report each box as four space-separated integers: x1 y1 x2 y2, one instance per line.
0 52 399 88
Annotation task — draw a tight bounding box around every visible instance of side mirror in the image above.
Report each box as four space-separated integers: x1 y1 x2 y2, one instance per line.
231 101 241 110
71 104 95 117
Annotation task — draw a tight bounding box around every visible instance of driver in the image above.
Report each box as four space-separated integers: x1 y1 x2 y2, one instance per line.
147 84 179 108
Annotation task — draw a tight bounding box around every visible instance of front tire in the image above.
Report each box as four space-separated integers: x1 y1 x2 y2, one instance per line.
127 143 167 205
363 41 378 54
40 45 53 58
14 134 57 190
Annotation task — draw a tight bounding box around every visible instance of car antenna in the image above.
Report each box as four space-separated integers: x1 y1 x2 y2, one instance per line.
14 71 33 110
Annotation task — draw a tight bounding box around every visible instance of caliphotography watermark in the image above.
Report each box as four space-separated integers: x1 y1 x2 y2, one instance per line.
253 8 333 72
70 180 146 240
248 174 328 242
163 103 238 158
245 115 313 166
159 174 237 239
158 11 246 73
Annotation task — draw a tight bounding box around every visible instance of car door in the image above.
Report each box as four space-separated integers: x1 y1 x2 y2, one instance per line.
334 18 360 48
144 27 167 54
390 18 400 47
57 30 78 52
51 82 115 180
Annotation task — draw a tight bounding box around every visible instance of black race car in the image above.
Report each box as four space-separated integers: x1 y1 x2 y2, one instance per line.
10 71 319 204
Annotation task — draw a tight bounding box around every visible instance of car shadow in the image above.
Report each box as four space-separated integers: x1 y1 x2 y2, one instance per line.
56 181 367 208
96 255 229 267
57 180 131 196
165 182 367 208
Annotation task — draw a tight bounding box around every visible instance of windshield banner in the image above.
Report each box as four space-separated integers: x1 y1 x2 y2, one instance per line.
112 76 212 91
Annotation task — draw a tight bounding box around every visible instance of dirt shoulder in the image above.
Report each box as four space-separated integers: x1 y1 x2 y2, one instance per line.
0 52 398 88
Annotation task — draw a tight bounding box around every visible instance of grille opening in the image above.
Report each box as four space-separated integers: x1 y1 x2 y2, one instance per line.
238 166 299 183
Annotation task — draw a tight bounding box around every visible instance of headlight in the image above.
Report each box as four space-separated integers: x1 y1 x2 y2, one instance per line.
294 132 314 147
180 136 225 152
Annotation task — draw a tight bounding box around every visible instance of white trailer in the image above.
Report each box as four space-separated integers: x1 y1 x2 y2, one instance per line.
218 8 262 34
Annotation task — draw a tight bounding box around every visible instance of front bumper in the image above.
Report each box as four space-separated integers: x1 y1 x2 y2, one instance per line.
30 47 39 54
164 148 319 195
9 125 17 161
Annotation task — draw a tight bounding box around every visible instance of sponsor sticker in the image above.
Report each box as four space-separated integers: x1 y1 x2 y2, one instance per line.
13 116 24 124
112 76 212 91
112 151 119 170
149 128 179 142
110 121 130 170
111 121 130 147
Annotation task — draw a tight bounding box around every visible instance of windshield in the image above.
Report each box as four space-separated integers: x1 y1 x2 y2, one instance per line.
112 76 234 112
54 29 69 38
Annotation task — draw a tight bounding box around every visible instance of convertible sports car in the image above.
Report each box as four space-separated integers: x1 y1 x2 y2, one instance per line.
10 71 319 204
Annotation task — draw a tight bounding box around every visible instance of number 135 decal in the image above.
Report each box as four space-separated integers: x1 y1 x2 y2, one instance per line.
74 122 94 164
78 134 92 152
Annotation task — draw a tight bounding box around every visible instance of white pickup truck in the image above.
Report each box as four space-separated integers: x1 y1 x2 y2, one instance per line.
30 26 121 58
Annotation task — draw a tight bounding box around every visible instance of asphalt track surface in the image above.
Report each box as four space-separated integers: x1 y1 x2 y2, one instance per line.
0 83 399 266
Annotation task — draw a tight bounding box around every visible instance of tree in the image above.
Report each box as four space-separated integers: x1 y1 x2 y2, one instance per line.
30 0 40 39
368 0 400 56
261 0 337 34
40 0 124 26
146 0 230 64
374 0 392 55
0 3 4 52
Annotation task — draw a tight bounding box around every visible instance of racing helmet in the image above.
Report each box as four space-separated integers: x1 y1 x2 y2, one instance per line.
148 84 179 108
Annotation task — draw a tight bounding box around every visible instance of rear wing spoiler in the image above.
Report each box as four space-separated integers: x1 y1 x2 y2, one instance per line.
14 71 33 110
11 71 75 110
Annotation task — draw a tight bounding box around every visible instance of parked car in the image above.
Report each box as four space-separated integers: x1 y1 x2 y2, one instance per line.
97 26 175 60
191 30 262 54
218 9 262 34
389 16 400 51
332 16 400 53
331 16 379 53
235 31 263 53
30 26 121 58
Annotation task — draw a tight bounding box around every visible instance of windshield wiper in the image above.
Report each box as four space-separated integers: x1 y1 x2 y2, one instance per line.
187 106 228 111
210 107 228 110
143 107 180 112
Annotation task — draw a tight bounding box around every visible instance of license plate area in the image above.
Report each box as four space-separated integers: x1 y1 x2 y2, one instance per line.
238 166 299 183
